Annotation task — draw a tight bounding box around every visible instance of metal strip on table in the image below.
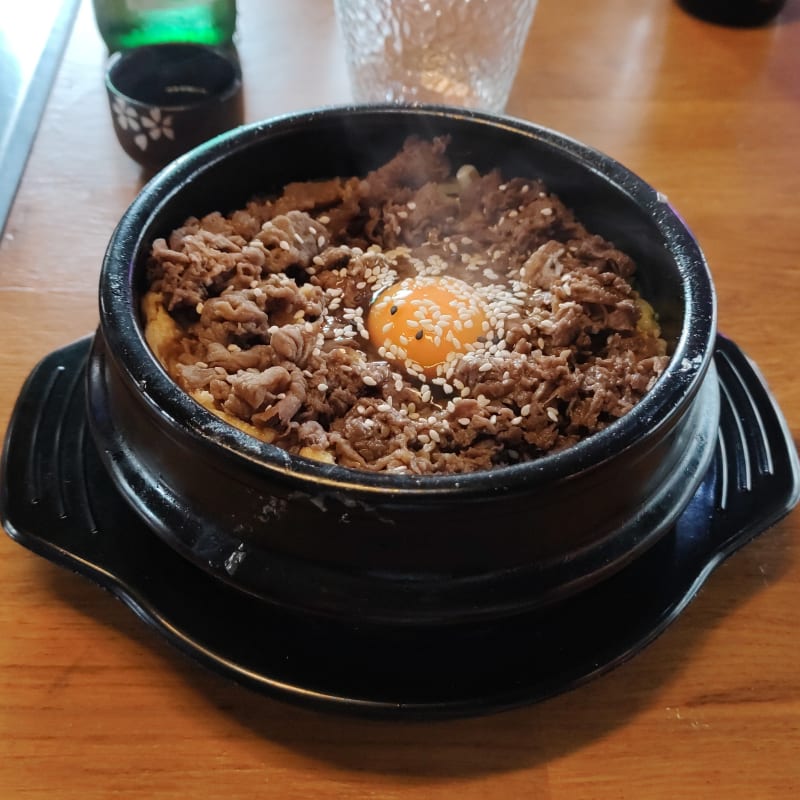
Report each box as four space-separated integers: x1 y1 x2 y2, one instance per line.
0 0 81 236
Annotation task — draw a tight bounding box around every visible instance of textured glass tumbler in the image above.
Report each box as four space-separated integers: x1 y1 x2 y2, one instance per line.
333 0 538 113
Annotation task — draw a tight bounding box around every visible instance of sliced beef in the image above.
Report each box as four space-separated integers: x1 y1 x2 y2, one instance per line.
144 136 669 474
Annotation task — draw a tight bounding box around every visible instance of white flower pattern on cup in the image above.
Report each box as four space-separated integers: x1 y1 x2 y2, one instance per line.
113 99 175 152
136 108 175 151
112 97 140 132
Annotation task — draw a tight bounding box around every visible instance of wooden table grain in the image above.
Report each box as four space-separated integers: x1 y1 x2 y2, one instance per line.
1 1 798 797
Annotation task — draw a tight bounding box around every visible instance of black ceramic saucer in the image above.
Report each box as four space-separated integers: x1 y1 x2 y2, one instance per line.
1 334 798 719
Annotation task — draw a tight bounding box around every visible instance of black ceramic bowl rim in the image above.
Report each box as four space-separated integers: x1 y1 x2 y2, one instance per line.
104 42 242 113
98 104 716 499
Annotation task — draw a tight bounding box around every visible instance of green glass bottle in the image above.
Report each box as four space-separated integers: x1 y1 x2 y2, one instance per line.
92 0 237 52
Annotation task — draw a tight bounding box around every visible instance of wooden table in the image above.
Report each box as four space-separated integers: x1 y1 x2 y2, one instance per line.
1 1 798 796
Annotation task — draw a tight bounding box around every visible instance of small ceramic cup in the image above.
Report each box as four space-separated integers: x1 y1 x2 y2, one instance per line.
105 43 244 172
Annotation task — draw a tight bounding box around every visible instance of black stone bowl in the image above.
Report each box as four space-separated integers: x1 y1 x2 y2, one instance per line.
89 105 717 627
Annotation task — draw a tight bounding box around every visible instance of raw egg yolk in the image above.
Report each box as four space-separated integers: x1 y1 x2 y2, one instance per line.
367 276 489 379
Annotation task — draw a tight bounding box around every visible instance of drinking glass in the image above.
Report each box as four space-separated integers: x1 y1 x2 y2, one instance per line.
333 0 538 113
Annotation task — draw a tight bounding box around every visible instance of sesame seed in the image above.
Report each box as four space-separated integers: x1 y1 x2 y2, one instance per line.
547 407 559 422
363 375 377 386
279 240 291 251
318 383 329 392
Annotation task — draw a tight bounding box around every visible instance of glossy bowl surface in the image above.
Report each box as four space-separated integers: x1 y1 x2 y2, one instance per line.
89 105 718 626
